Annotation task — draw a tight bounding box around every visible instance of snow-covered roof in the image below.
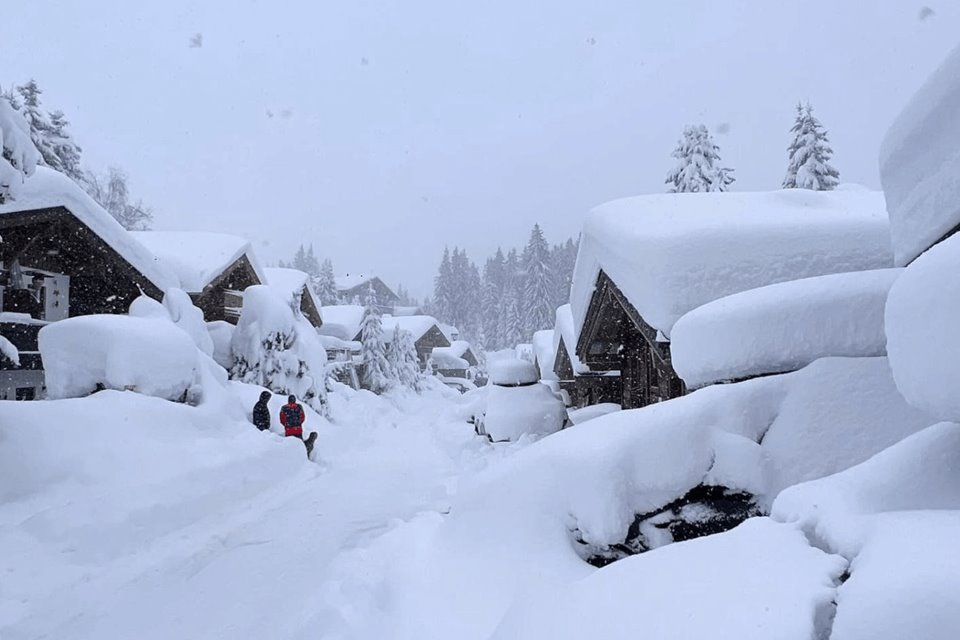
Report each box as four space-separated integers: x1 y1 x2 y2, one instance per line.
317 305 365 342
430 348 469 370
553 304 588 375
571 188 894 339
439 324 460 341
671 269 902 388
432 340 476 368
131 230 266 294
0 167 178 291
880 42 960 266
381 315 445 343
532 329 558 381
264 267 323 321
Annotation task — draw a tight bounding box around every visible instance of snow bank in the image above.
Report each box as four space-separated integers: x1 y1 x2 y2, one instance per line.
879 42 960 265
567 403 620 425
553 304 588 374
206 320 235 370
0 167 177 290
131 230 265 294
672 269 901 388
532 329 557 380
489 358 538 386
163 287 215 355
39 314 198 401
491 518 845 640
571 188 893 337
482 382 566 442
317 304 365 341
885 233 960 421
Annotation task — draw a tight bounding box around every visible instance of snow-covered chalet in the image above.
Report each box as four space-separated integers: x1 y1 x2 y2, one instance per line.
335 273 400 313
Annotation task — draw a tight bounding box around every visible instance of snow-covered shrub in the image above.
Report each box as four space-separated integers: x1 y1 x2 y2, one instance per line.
230 284 329 414
39 314 198 401
0 97 40 202
163 287 214 355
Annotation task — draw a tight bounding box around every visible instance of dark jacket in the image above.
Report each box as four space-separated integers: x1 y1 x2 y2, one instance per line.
253 397 271 431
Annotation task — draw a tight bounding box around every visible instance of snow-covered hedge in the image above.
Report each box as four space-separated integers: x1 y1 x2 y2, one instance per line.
880 42 960 266
672 269 901 388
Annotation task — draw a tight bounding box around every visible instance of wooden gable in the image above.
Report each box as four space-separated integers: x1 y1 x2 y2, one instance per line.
191 255 262 324
553 335 575 381
298 285 323 328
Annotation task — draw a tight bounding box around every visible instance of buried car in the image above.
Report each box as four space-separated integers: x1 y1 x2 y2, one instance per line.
475 358 568 442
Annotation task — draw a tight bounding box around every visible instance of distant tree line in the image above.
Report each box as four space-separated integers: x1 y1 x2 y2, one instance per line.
2 78 154 229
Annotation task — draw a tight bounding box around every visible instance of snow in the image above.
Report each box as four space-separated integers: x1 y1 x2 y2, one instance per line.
0 98 39 201
381 314 443 343
488 358 538 386
571 188 893 338
335 272 379 291
0 335 20 366
430 348 469 370
567 403 620 425
553 304 588 374
481 382 567 442
206 320 235 370
264 266 323 320
672 269 901 388
317 304 365 341
879 42 960 266
885 233 960 421
38 313 199 401
0 167 178 291
130 230 266 294
490 518 845 640
532 329 557 380
163 287 215 356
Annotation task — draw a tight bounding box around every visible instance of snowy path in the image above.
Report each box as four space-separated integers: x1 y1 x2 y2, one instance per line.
0 389 496 640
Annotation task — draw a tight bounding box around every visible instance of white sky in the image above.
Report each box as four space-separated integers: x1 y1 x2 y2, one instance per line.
2 1 958 299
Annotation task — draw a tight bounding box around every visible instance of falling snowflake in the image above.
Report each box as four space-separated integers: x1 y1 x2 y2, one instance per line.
189 33 203 48
266 109 274 119
715 122 731 135
918 6 936 20
361 57 370 66
586 37 597 46
280 108 293 119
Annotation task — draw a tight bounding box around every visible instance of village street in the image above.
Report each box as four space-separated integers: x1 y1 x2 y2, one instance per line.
0 389 500 640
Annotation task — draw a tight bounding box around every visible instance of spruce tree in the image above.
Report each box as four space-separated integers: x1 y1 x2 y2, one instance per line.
13 80 84 182
387 326 423 391
433 248 454 323
782 103 840 191
360 285 391 393
481 249 505 349
665 124 734 193
521 224 554 335
314 258 338 305
0 95 40 203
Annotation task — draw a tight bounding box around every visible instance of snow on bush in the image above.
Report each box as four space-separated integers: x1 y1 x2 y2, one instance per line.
163 287 214 355
0 97 40 202
885 233 960 421
206 320 236 370
879 42 960 265
490 518 845 640
39 313 198 401
571 188 893 338
230 284 328 413
672 269 901 388
0 334 20 366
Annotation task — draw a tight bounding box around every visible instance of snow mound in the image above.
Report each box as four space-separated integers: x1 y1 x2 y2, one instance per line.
672 269 901 388
567 403 620 425
264 267 322 320
571 188 893 337
318 305 365 341
0 167 177 291
430 348 469 370
532 329 557 381
885 233 960 421
489 358 538 386
482 382 567 442
0 334 20 366
206 320 235 370
39 314 199 401
553 304 588 374
131 230 265 294
879 42 960 266
490 518 845 640
163 287 215 356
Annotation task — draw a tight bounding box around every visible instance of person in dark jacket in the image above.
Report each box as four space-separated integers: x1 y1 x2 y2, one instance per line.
252 390 272 431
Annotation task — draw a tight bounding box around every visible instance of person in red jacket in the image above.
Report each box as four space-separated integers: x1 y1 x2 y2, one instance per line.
279 394 305 438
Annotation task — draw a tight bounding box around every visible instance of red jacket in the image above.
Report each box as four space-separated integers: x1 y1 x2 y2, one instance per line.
279 402 305 437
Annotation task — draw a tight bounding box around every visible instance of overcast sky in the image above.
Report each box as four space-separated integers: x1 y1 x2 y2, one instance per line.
2 1 959 298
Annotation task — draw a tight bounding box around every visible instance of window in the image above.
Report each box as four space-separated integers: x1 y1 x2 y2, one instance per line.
15 387 36 401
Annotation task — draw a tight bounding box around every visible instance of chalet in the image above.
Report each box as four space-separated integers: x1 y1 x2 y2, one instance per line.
380 315 450 370
431 340 479 379
0 167 179 400
335 273 399 313
570 189 894 410
264 267 323 328
552 304 621 408
316 305 364 388
132 231 265 324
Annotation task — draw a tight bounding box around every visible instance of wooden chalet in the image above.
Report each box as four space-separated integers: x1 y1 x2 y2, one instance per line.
371 315 451 370
553 333 622 408
336 274 400 313
264 267 323 328
0 167 178 400
132 231 265 324
431 340 478 379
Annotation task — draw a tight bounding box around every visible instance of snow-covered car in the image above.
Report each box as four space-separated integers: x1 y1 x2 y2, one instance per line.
474 359 568 442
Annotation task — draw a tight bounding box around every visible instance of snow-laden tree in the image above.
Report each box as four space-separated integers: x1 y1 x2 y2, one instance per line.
433 248 455 323
9 80 84 183
665 124 734 193
360 285 392 393
386 325 423 391
521 224 554 335
83 167 153 230
481 248 506 349
46 110 84 182
314 258 338 305
782 103 840 191
0 95 40 203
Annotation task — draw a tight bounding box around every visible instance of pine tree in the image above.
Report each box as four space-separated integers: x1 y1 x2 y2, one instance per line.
0 94 40 203
498 249 524 348
45 109 84 182
433 248 454 323
83 167 153 230
314 258 338 305
386 326 423 391
481 249 506 350
782 103 840 191
665 124 734 193
521 224 554 336
13 80 84 182
360 285 391 393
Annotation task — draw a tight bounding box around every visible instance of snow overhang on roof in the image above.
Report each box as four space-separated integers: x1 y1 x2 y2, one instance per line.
317 305 365 342
0 167 179 292
264 267 323 321
131 230 266 294
570 188 894 340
